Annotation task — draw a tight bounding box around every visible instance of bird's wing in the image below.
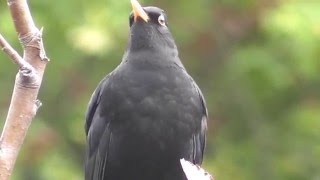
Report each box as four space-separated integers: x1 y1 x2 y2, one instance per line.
192 80 208 165
85 75 112 180
175 62 208 165
85 77 105 135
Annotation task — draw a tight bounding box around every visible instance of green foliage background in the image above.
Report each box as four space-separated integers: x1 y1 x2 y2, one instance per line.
1 0 319 179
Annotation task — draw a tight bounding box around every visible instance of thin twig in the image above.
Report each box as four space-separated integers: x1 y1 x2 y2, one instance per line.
0 33 26 68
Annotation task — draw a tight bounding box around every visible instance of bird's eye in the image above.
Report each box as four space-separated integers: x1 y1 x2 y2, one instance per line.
158 14 166 26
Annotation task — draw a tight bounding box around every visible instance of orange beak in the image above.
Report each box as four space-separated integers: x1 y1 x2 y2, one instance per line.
131 0 149 22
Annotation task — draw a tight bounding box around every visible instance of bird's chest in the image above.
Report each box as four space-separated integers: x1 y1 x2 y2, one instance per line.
107 64 201 143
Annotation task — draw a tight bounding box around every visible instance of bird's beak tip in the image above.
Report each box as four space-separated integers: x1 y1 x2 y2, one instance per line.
131 0 149 23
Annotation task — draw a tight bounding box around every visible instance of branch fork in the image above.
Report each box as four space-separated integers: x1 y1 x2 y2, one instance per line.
0 0 49 179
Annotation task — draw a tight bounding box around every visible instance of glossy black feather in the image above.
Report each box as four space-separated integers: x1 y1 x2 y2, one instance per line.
85 6 207 180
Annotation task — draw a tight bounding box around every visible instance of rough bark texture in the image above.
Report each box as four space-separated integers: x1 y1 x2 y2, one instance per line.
0 0 48 179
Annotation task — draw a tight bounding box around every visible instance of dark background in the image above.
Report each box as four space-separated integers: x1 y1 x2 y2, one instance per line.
1 0 319 179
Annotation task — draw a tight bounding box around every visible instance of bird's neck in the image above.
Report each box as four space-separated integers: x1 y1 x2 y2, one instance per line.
122 47 183 69
126 39 180 62
128 38 177 53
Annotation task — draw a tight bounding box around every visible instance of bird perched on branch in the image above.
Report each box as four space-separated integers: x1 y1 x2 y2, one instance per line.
85 0 208 179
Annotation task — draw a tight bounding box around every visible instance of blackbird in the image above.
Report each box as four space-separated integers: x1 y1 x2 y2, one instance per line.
85 0 208 179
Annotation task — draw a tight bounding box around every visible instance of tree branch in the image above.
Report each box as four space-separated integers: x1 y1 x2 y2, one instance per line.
0 0 49 179
0 33 26 68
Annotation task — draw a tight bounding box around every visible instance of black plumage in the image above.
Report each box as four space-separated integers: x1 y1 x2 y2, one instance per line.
85 1 207 180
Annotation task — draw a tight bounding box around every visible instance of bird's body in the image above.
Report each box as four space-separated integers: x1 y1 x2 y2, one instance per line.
85 2 207 180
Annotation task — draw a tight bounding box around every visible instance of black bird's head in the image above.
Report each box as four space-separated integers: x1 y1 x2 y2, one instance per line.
127 0 177 55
